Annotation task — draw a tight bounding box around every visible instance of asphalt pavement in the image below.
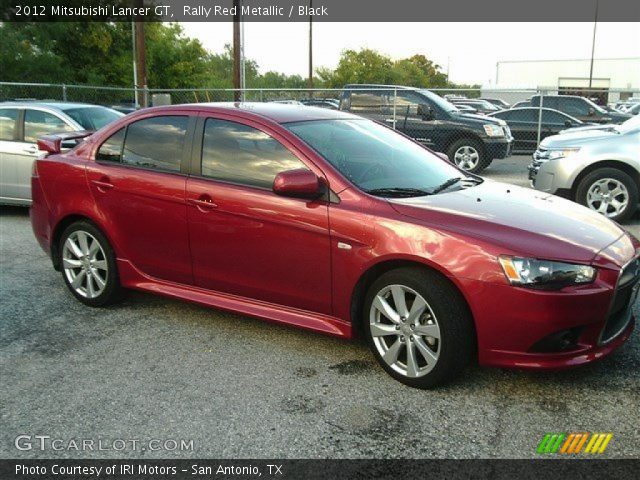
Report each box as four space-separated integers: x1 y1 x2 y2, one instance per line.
1 155 638 459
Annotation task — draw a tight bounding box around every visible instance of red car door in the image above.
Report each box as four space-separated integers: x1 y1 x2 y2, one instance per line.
86 113 195 285
186 113 332 315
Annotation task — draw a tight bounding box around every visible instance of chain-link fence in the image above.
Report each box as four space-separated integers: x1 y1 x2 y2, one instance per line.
1 82 638 173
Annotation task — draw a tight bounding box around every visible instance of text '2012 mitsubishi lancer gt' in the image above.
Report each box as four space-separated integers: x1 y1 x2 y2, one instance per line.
31 103 639 388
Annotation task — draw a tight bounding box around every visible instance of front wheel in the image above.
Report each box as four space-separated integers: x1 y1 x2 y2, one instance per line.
575 168 638 223
363 268 475 389
446 138 491 174
59 220 122 307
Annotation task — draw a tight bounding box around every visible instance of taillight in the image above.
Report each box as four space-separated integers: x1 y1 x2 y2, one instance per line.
32 160 38 177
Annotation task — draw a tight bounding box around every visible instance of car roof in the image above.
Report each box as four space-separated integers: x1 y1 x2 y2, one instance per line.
139 102 356 124
0 101 104 111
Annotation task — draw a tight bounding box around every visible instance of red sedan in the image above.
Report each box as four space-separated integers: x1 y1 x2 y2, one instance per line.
30 103 639 388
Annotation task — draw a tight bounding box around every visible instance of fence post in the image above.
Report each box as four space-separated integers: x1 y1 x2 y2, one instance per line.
393 87 397 130
536 90 544 147
62 84 67 102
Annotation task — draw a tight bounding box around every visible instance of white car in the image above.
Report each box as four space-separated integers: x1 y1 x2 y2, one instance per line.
0 102 123 206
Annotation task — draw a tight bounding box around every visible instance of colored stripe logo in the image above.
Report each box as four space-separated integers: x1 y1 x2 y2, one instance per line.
537 433 613 454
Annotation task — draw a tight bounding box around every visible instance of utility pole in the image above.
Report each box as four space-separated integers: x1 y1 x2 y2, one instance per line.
133 0 147 107
233 0 241 102
308 0 313 88
131 21 138 108
588 0 599 89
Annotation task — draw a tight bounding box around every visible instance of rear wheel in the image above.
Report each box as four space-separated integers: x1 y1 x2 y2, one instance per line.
446 138 491 174
59 221 122 307
575 168 638 223
363 267 475 388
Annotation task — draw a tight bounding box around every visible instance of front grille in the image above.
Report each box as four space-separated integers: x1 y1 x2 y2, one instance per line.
600 257 640 344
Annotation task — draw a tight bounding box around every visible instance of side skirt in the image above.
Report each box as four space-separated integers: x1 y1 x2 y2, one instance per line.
117 259 352 338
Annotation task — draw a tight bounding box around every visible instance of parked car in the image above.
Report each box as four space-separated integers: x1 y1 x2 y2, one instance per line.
481 98 511 109
488 107 585 154
108 102 138 114
299 99 340 110
529 116 640 222
269 100 304 105
450 99 501 115
340 85 513 173
454 104 478 114
31 103 639 388
0 102 123 205
530 95 631 124
625 103 640 115
511 100 530 109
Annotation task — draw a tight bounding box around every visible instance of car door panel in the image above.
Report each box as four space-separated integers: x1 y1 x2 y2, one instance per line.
86 113 195 284
186 114 332 315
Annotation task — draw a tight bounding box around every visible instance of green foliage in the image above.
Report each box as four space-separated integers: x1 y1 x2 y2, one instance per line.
0 24 476 91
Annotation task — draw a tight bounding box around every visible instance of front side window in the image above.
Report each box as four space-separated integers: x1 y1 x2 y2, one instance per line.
201 119 308 189
542 110 571 124
96 128 125 163
0 108 18 141
561 98 590 116
286 119 466 193
122 116 188 172
510 109 537 122
24 110 74 143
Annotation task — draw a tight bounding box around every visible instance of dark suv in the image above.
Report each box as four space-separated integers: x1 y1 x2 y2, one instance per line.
340 85 513 173
530 95 631 124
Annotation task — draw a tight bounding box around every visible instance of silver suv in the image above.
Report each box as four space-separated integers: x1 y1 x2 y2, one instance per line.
529 116 640 222
0 102 122 205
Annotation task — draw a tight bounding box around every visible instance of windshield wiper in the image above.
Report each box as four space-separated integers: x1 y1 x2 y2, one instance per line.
430 177 463 194
365 187 431 198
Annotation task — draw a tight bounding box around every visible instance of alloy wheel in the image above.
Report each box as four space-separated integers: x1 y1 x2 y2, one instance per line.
586 178 629 218
453 145 480 171
369 284 440 378
62 231 109 299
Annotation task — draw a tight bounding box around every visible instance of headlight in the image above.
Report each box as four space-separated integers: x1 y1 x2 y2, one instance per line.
498 256 596 289
547 148 580 160
483 124 505 137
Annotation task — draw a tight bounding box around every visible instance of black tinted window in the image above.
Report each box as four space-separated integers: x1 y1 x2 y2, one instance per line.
492 110 511 120
122 116 188 172
96 128 125 163
0 108 18 141
201 119 307 189
510 109 537 122
542 110 569 124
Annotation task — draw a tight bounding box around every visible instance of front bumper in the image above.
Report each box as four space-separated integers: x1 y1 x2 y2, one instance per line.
459 254 639 370
485 136 513 160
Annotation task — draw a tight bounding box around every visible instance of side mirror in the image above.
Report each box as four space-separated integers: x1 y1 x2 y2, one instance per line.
588 107 595 116
564 120 573 128
417 104 435 121
273 168 324 200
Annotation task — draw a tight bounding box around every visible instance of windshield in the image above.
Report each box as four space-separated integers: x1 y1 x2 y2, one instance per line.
616 115 640 134
62 106 123 130
417 90 459 113
286 119 471 196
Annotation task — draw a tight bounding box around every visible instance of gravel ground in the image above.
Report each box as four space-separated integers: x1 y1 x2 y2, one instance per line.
1 156 638 459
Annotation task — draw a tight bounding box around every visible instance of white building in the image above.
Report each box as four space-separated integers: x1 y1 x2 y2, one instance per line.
485 57 640 104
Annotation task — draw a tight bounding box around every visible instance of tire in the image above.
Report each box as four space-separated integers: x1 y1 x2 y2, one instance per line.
59 220 122 307
575 168 638 223
363 267 475 389
446 138 492 174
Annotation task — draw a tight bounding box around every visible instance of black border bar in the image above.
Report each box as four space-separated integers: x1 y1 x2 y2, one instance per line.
2 0 640 22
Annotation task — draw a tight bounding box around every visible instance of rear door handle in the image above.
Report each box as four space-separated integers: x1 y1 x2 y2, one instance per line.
91 178 114 191
187 195 217 211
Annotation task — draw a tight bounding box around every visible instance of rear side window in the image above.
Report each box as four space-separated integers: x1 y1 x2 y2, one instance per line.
96 128 125 163
201 119 308 189
24 110 74 143
510 109 537 122
0 108 18 141
122 116 188 172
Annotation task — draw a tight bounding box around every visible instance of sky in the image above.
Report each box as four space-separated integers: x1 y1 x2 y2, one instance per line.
181 22 640 86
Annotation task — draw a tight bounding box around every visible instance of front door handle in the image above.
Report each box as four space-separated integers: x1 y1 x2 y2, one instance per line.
187 194 217 211
23 145 39 155
91 178 114 192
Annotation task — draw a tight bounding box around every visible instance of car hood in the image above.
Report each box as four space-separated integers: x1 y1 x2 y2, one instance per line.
559 123 611 134
540 127 619 148
388 180 627 265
